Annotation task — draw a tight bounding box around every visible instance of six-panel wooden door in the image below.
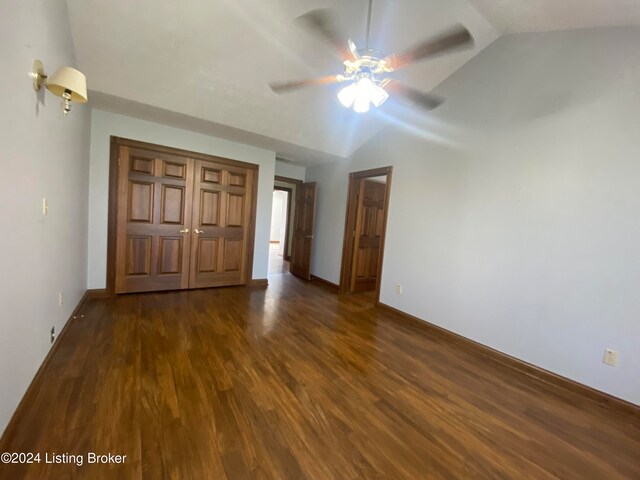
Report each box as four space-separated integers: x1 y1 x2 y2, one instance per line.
290 182 317 280
115 146 194 293
189 160 254 288
350 179 386 293
114 143 256 294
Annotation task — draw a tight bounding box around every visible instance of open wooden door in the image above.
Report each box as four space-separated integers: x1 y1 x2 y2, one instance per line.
290 182 317 279
350 179 386 292
339 166 392 302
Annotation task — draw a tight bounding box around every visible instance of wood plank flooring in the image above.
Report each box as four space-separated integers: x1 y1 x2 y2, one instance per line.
1 274 639 479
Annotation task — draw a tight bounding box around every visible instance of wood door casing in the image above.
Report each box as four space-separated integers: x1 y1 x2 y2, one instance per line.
350 180 386 293
189 160 255 288
289 182 317 280
339 166 392 302
115 145 194 293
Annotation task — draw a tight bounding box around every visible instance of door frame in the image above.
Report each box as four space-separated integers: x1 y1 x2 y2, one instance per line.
338 166 393 304
106 136 260 295
274 175 302 260
272 185 293 261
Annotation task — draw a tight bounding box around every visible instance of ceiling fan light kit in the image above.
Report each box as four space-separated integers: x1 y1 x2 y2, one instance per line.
338 76 389 112
269 1 474 114
336 44 393 113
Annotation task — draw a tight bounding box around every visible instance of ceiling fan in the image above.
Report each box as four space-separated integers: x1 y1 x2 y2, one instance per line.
269 0 474 113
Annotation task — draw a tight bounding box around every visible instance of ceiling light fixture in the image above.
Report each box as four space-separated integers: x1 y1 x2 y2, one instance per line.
338 75 389 113
31 59 88 115
269 0 473 115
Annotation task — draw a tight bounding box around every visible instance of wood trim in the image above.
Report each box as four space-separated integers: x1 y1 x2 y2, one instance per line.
86 288 111 299
377 302 640 419
111 137 259 170
245 167 260 287
349 166 392 179
106 138 120 296
0 291 91 448
106 136 260 294
275 175 303 185
338 166 393 305
247 278 268 288
310 275 339 291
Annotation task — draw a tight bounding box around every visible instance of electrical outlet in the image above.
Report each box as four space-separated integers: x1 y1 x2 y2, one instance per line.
603 349 619 367
50 326 55 344
395 284 403 295
42 198 48 216
58 292 64 307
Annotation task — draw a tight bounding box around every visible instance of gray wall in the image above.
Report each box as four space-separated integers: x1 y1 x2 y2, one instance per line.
87 110 276 288
306 28 640 405
275 160 305 182
0 0 91 434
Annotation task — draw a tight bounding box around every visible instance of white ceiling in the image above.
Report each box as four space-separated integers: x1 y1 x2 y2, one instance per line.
467 0 640 33
65 0 640 164
65 0 498 164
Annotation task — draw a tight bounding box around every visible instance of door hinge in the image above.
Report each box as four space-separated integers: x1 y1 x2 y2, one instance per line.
117 157 121 167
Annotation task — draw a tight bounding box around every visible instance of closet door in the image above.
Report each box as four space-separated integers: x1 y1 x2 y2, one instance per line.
115 146 194 293
189 160 255 288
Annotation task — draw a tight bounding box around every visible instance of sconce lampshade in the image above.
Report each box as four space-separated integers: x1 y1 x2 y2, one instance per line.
46 67 88 104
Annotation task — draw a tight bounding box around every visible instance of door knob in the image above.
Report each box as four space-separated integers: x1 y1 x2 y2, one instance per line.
195 229 204 234
179 228 190 234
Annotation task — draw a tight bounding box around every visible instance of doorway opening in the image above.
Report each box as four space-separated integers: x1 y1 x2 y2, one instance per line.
339 166 392 303
269 175 317 280
269 186 292 275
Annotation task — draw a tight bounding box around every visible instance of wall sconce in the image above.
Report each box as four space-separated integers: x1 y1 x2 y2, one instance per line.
31 59 88 115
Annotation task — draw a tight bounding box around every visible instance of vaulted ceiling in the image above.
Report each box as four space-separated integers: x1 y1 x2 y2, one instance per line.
467 0 640 33
65 0 640 164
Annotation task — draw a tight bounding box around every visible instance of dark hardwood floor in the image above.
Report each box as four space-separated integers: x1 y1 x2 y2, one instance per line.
1 274 639 479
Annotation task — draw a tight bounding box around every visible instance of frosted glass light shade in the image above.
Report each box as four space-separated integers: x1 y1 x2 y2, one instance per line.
337 77 389 112
370 84 389 107
47 67 88 103
353 92 370 113
337 83 358 108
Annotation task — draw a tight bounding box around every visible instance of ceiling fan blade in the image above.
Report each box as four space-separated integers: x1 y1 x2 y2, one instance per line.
269 75 343 94
384 81 444 111
296 9 354 61
384 25 474 71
